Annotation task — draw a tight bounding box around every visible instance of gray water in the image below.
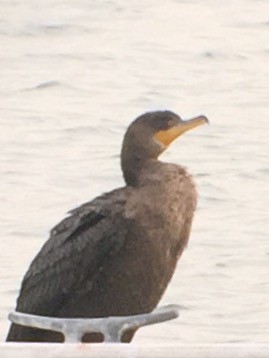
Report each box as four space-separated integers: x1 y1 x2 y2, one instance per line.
0 0 269 344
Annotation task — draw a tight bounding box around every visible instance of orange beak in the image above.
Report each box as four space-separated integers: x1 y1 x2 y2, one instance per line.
155 115 209 147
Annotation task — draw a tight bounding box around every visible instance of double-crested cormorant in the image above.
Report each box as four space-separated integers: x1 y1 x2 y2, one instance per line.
6 110 208 343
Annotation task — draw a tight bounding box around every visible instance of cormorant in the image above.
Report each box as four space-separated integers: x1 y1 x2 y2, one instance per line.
6 110 208 343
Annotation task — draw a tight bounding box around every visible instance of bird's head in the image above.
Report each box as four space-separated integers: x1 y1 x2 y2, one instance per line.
122 110 208 158
121 110 209 185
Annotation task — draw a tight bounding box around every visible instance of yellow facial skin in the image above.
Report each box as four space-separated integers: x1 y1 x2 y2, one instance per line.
155 115 209 147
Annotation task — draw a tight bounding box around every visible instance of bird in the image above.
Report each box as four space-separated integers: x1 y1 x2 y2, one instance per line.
6 110 208 343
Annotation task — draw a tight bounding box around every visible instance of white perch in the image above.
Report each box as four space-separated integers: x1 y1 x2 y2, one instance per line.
8 304 180 342
5 306 269 357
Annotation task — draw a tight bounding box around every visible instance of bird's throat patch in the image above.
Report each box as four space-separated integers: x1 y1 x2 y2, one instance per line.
154 126 182 147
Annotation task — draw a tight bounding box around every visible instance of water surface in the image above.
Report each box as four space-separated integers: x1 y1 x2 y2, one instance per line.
0 0 269 343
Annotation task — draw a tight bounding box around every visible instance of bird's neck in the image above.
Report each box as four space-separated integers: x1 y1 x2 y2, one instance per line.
121 151 158 187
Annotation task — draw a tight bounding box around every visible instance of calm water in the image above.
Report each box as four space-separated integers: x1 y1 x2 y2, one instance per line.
0 0 268 344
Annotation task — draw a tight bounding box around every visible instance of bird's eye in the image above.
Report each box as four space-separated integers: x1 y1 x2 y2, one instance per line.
167 119 175 127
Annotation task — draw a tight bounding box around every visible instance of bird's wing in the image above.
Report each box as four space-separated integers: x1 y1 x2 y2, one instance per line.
16 187 130 316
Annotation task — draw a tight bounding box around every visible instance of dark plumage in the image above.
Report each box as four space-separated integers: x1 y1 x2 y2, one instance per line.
6 110 208 343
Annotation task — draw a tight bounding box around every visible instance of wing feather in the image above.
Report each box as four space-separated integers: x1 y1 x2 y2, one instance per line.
16 188 130 316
